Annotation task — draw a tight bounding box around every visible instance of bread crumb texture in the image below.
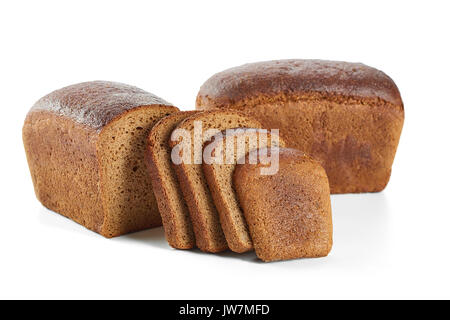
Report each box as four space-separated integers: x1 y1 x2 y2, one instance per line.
169 110 262 252
203 128 286 253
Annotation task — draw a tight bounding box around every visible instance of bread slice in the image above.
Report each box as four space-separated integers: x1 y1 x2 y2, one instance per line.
234 147 333 262
169 110 262 252
23 81 179 237
147 111 198 249
202 128 285 252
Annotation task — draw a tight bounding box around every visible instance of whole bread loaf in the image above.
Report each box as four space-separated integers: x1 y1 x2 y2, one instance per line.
196 59 405 193
23 81 178 237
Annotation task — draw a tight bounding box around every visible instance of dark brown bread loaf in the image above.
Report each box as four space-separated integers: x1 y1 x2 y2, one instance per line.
196 59 405 194
147 111 198 249
202 129 285 253
234 148 333 262
23 81 178 237
169 110 262 253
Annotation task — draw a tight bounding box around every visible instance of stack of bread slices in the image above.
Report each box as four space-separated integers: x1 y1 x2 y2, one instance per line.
147 110 269 252
146 110 333 261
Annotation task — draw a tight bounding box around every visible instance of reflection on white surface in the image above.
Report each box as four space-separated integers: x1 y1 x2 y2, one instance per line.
37 205 99 238
331 192 391 263
38 205 170 248
37 192 392 265
122 227 169 250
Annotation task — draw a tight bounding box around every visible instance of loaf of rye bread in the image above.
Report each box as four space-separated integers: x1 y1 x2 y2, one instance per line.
234 147 333 262
23 81 178 237
147 111 198 249
169 110 262 252
202 128 285 253
196 59 405 194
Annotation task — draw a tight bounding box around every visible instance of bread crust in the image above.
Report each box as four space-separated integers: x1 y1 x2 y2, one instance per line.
23 110 105 233
196 59 403 109
169 110 262 252
147 111 198 249
196 60 404 193
31 81 172 130
233 148 333 262
23 81 178 237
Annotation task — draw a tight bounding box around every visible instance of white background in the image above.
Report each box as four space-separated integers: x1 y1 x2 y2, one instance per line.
1 0 449 299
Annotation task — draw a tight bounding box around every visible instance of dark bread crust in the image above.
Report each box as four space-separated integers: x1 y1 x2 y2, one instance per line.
197 59 403 108
234 148 333 262
31 81 172 130
196 60 404 194
23 81 178 237
169 110 262 253
23 111 105 233
147 111 198 249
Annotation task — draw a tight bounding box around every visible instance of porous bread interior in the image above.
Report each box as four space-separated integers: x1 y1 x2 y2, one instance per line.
172 112 262 252
148 112 196 249
204 129 285 253
98 106 175 237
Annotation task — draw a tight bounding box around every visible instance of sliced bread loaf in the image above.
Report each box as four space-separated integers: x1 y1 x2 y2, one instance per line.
169 110 262 252
234 147 333 262
147 111 198 249
23 81 179 237
202 128 285 253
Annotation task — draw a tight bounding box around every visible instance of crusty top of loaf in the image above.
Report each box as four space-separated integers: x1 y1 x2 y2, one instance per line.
197 59 403 108
30 81 174 130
